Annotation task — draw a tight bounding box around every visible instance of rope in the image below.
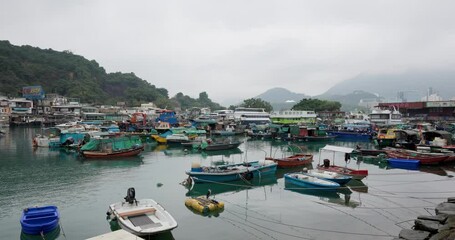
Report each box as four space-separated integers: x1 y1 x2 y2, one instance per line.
222 205 392 238
60 222 67 240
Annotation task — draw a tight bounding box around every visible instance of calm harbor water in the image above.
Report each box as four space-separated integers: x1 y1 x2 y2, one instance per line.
1 127 455 240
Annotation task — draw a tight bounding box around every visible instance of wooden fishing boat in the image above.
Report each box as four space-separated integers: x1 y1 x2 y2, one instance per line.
265 154 313 168
384 148 449 165
80 136 144 159
203 141 242 151
284 172 340 190
20 206 60 235
317 145 368 180
107 188 177 236
82 146 144 158
186 160 277 183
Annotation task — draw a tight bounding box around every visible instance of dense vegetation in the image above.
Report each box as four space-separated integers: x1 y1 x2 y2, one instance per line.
229 98 273 112
171 92 223 110
292 98 341 112
0 40 222 110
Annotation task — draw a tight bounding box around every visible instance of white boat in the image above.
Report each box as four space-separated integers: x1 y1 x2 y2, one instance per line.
108 188 177 236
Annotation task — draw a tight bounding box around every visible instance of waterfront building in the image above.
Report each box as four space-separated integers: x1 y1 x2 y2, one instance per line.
378 101 455 122
234 107 271 125
270 110 317 125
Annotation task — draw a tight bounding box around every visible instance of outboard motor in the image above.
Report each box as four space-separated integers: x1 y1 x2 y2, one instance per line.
124 187 137 205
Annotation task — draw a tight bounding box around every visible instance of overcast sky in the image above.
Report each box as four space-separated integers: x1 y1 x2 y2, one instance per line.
1 0 454 104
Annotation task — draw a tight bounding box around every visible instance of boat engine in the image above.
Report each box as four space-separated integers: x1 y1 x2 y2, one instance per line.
124 187 137 205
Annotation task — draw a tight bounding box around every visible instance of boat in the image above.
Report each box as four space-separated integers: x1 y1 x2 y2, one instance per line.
107 188 178 236
20 206 60 235
387 158 420 170
317 145 368 180
374 128 397 148
284 172 340 190
326 123 373 140
369 107 403 125
202 140 242 151
384 148 449 165
80 136 144 159
186 160 278 183
303 169 352 185
265 154 313 168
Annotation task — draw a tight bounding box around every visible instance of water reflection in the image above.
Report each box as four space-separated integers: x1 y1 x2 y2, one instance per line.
20 226 60 240
285 182 360 208
346 180 368 193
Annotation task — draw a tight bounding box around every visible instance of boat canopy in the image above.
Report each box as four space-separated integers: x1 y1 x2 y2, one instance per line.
320 145 355 154
80 136 142 151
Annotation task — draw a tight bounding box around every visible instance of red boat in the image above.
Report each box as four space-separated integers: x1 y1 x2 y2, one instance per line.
82 146 144 159
317 164 368 180
385 149 449 165
317 145 368 180
266 154 313 168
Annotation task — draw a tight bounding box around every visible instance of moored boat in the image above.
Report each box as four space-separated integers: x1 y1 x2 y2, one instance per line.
80 136 144 159
20 206 60 235
265 154 313 168
384 148 449 165
317 145 368 180
387 158 420 170
303 169 352 185
186 160 277 183
107 188 177 236
284 172 340 190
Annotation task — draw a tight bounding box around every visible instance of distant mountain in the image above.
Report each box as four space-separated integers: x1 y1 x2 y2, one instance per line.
255 87 308 110
322 71 455 101
317 90 383 111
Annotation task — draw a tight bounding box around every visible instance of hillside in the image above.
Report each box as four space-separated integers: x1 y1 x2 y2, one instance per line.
322 71 455 101
254 87 308 110
0 40 222 109
317 90 383 111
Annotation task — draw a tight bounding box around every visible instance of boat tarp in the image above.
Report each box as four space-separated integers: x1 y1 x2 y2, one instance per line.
288 145 303 153
80 136 142 151
321 145 355 153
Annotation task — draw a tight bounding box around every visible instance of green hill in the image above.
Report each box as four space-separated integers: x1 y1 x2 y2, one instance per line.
0 40 222 110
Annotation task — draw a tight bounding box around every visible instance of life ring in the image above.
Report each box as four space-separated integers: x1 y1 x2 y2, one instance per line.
242 171 253 181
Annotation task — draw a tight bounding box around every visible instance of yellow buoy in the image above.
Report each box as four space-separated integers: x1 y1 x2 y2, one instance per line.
185 196 224 214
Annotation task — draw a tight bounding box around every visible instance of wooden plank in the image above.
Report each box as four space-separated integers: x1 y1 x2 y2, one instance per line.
86 229 139 240
118 207 156 219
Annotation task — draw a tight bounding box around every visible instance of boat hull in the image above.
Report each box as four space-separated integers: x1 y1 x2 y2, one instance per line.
317 165 368 180
266 154 313 168
82 146 143 158
20 206 59 235
204 142 241 151
187 161 277 183
387 158 420 170
284 173 340 189
109 199 177 236
327 131 372 140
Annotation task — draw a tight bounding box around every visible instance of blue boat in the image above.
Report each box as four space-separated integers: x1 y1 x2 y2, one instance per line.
326 131 373 140
186 160 278 183
387 158 420 170
284 173 340 190
304 169 352 185
20 206 60 235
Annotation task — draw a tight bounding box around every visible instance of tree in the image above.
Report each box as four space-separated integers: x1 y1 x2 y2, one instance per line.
239 98 273 112
292 98 342 112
